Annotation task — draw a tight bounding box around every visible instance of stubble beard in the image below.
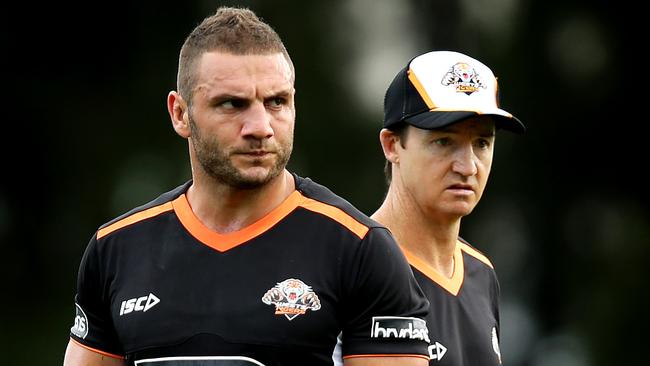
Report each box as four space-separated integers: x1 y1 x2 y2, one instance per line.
189 116 292 189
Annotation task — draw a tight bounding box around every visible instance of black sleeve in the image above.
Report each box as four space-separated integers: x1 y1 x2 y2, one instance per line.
341 227 430 358
69 233 123 357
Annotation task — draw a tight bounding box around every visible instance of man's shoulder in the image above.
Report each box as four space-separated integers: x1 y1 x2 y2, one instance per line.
96 181 191 236
293 174 385 231
458 237 496 270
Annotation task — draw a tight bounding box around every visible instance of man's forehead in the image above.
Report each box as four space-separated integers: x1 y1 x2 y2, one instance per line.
198 51 292 78
193 52 294 95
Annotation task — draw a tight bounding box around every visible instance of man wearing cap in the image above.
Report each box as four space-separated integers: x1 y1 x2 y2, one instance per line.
372 50 525 365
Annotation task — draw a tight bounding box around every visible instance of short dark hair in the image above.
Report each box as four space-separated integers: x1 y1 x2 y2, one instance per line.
383 123 409 186
177 7 294 104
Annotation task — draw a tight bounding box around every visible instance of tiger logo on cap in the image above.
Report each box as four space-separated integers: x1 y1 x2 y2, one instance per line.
441 62 486 95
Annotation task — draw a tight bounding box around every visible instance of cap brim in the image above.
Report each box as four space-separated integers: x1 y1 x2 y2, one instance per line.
403 109 525 134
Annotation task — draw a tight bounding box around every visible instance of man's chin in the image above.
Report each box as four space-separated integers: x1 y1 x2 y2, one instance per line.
440 203 476 218
452 207 475 218
231 167 283 189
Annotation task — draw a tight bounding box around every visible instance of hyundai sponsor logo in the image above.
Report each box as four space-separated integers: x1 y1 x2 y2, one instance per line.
370 316 430 343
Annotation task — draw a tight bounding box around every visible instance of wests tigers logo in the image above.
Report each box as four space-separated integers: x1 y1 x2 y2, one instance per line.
261 278 321 320
440 62 486 95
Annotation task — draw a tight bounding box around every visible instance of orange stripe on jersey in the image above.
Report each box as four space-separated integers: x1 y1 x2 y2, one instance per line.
343 354 430 360
298 196 369 239
459 242 494 269
172 190 304 252
400 241 465 296
70 337 124 359
97 202 174 239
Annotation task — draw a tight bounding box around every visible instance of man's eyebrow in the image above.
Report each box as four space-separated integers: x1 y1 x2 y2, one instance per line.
265 89 293 99
205 89 292 103
206 93 246 103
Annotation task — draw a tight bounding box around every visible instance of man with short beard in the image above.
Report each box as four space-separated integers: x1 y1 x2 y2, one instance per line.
63 6 430 366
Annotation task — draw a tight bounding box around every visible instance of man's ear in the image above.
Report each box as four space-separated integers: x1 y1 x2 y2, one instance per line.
379 128 402 164
167 91 191 138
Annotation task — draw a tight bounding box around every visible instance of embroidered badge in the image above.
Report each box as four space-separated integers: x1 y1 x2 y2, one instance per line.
441 62 486 95
261 278 321 320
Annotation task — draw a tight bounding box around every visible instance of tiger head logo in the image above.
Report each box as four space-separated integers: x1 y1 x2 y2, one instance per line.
441 62 486 95
262 278 321 320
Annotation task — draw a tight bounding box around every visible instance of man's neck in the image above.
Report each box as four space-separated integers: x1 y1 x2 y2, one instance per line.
186 170 295 233
372 186 460 278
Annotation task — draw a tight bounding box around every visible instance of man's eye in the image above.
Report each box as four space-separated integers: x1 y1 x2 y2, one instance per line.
266 98 285 107
476 139 491 149
220 99 246 109
433 138 450 146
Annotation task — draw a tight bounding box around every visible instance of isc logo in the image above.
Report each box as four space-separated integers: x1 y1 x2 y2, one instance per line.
428 341 448 361
119 293 160 316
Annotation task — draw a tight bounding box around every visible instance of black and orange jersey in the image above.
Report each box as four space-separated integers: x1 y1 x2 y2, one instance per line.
69 174 430 366
400 239 503 365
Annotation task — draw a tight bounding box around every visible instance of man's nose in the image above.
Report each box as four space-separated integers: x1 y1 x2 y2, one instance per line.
451 145 478 176
241 102 274 139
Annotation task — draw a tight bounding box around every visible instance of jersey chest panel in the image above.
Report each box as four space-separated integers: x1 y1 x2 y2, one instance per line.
102 210 350 360
415 253 501 365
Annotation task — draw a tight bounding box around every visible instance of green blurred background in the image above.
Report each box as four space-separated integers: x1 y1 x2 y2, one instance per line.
3 0 647 365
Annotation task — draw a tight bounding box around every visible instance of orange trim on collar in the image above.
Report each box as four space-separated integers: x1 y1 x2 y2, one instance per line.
400 241 465 296
172 190 303 252
172 191 370 252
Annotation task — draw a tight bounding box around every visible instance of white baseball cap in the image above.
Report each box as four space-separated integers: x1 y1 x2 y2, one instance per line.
383 50 525 133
